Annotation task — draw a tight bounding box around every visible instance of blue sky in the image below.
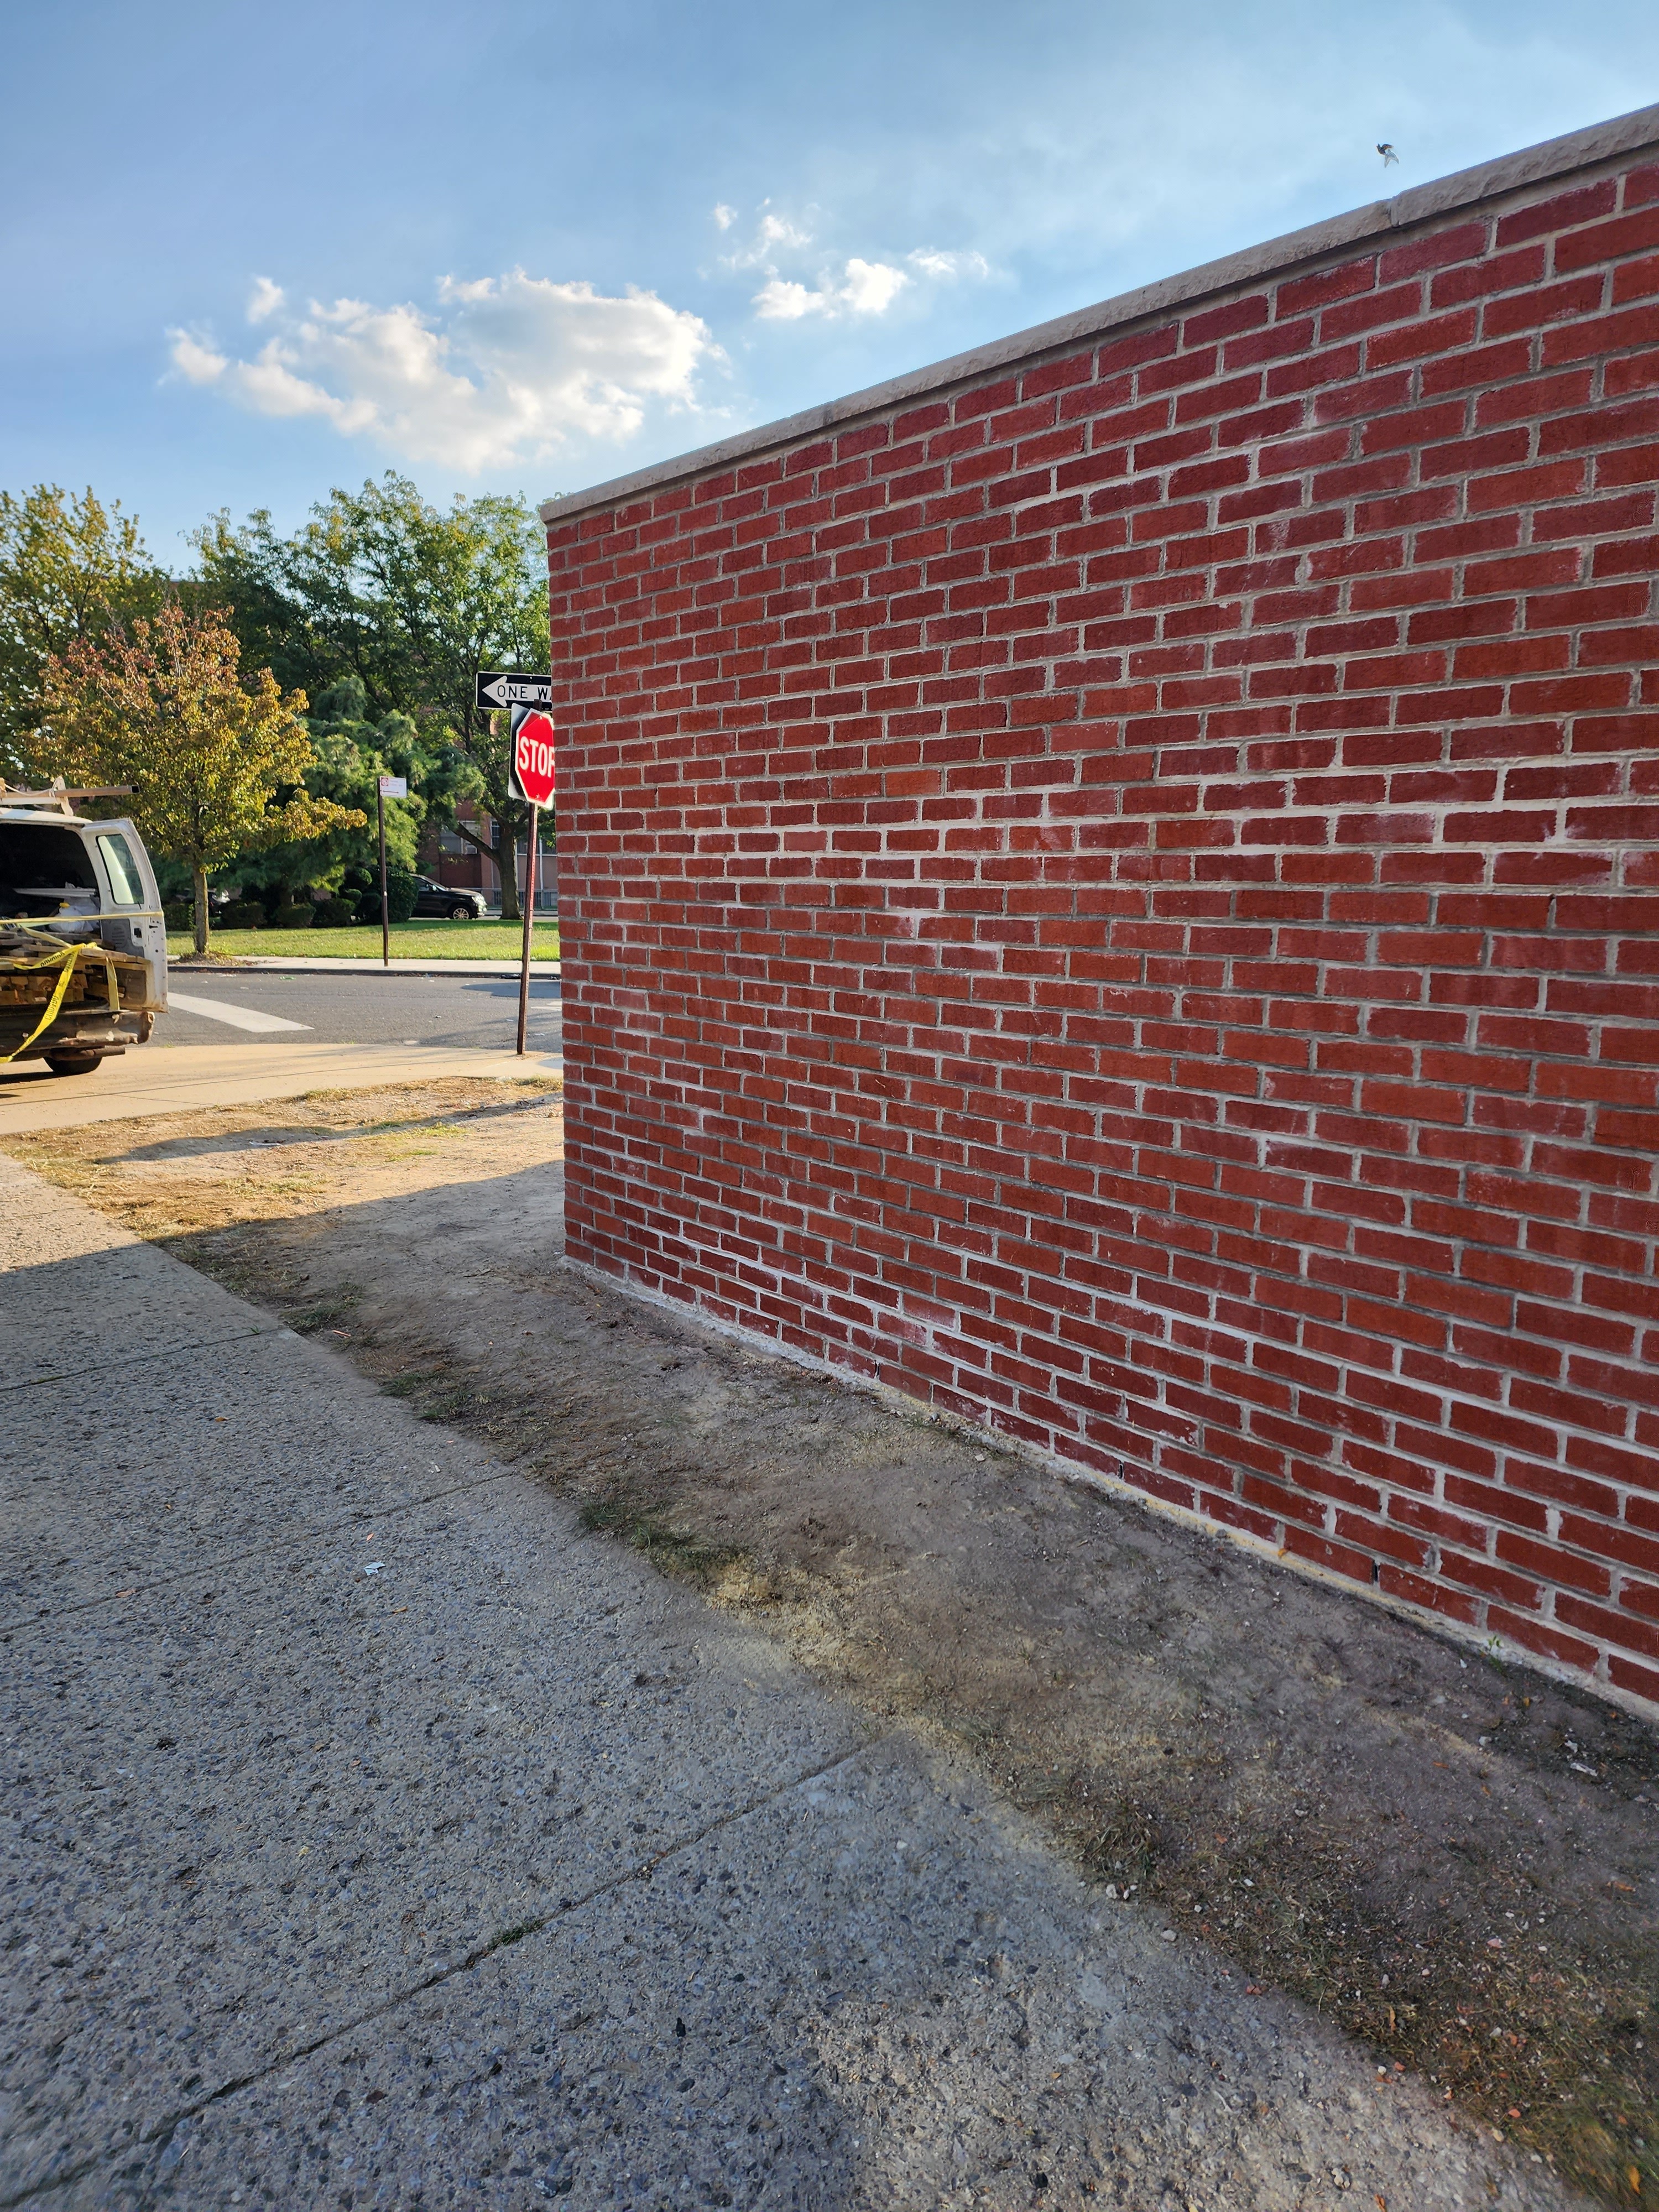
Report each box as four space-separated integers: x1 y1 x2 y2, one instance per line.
3 0 1656 567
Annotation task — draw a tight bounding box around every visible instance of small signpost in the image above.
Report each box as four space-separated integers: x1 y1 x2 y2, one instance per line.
507 705 557 1056
376 774 406 969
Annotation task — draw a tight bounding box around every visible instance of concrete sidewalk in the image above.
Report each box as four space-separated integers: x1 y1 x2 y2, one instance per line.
0 1042 562 1135
0 1156 1574 2211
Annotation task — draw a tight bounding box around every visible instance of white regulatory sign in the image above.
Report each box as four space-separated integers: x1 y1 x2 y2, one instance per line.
476 672 553 710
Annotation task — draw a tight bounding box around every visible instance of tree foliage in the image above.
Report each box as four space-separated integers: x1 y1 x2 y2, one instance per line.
220 677 464 902
199 474 550 916
0 486 168 780
34 602 362 952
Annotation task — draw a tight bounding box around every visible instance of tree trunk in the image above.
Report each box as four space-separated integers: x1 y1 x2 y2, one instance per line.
496 828 520 924
192 864 209 956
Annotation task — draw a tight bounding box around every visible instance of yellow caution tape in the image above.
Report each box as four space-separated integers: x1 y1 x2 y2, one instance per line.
0 933 122 1064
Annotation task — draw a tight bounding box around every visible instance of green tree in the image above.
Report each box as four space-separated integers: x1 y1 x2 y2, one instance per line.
199 474 550 918
194 506 401 713
34 602 362 953
0 486 168 780
217 677 426 905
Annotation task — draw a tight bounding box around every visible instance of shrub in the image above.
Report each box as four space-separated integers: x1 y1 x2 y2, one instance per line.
220 900 264 930
384 870 419 924
273 903 314 928
315 895 357 926
162 902 191 931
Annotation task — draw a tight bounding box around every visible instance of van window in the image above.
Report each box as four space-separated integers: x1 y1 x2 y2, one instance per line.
97 832 145 907
0 823 97 916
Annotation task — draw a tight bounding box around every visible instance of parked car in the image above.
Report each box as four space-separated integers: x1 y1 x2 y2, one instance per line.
0 784 167 1076
410 876 488 920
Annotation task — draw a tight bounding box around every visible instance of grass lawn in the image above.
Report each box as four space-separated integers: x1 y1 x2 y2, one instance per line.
168 919 560 963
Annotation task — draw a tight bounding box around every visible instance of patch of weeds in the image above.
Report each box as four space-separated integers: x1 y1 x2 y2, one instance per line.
415 1385 478 1422
1071 1792 1162 1891
374 1365 483 1425
280 1285 363 1334
577 1494 744 1587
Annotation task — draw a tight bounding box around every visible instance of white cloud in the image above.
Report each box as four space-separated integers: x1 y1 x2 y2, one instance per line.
719 197 993 325
247 276 284 324
750 278 815 321
758 211 813 252
840 257 910 314
719 205 815 271
907 248 993 282
753 255 911 321
170 331 229 385
165 269 719 471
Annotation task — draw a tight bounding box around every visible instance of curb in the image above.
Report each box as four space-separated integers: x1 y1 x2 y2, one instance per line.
168 958 561 979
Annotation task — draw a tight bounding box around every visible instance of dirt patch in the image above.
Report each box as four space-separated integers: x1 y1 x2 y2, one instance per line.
8 1082 1657 2207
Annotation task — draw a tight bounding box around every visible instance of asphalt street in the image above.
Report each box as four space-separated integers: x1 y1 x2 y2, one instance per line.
158 969 564 1053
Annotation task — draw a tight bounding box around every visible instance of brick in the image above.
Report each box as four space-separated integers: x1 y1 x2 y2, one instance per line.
1494 1531 1611 1597
1556 204 1659 272
1610 1652 1659 1704
1481 273 1607 338
1277 257 1376 318
1542 302 1659 366
1487 1608 1599 1671
1556 1593 1659 1664
1431 243 1546 309
1495 179 1617 248
1605 347 1659 397
1613 253 1659 306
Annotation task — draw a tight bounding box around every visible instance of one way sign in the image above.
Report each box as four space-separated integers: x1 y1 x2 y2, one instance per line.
475 670 552 711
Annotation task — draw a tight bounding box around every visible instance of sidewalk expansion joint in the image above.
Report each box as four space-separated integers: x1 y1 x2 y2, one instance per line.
0 1465 526 1637
0 1325 279 1396
4 1735 888 2209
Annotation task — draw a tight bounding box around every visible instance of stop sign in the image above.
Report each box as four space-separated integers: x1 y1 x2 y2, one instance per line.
509 707 557 806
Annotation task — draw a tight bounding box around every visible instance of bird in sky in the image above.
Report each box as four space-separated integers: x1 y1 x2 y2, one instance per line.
1378 142 1399 166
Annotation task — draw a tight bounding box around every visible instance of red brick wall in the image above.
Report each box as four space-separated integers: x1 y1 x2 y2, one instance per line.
547 145 1659 1710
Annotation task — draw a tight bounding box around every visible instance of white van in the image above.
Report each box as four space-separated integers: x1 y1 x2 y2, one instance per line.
0 785 168 1076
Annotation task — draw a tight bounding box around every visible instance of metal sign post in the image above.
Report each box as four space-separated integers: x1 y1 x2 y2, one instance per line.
517 804 539 1056
377 774 406 969
507 706 557 1059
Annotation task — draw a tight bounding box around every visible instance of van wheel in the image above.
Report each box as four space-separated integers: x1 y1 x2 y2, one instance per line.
44 1051 102 1077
